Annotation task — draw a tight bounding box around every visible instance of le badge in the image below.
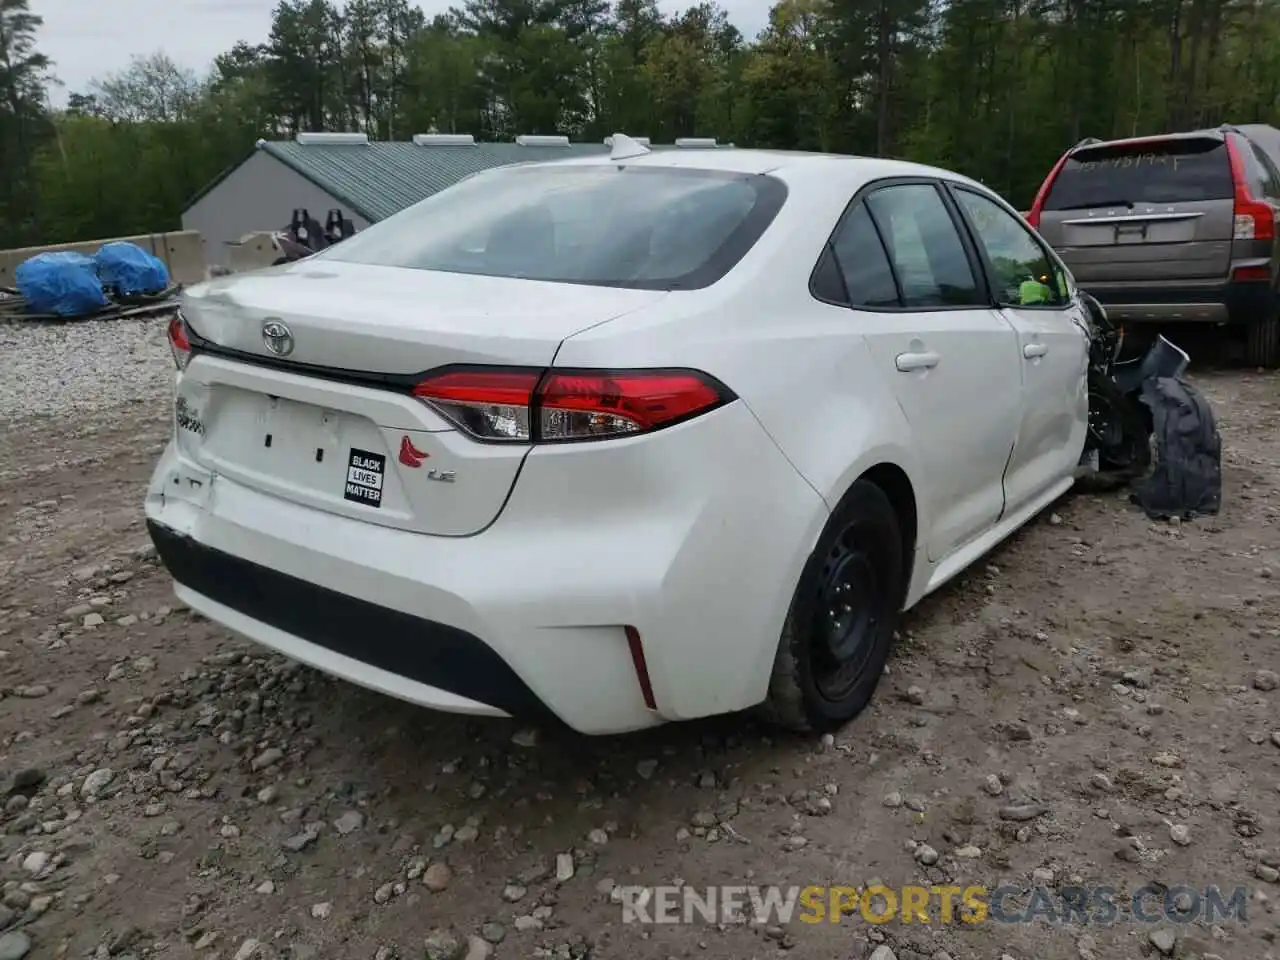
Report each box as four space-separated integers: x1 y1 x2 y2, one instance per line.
398 436 456 483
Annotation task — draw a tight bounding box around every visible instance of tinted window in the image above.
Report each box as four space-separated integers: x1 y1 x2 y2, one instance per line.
319 166 787 291
865 184 982 308
955 188 1069 308
1043 138 1234 210
1246 141 1280 200
811 248 849 303
831 204 900 307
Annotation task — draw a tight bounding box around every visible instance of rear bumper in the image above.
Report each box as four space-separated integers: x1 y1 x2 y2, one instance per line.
1082 279 1277 324
144 400 825 735
147 519 555 722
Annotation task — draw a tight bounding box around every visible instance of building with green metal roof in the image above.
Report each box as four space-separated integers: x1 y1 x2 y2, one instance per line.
181 132 726 268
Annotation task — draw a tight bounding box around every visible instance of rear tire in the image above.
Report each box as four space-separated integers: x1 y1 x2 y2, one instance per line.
761 479 905 733
1245 307 1280 368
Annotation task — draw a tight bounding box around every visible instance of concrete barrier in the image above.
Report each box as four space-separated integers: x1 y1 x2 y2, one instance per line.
0 230 207 288
226 232 281 274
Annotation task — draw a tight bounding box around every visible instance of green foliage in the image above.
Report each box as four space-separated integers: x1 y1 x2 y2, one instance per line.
2 0 1279 246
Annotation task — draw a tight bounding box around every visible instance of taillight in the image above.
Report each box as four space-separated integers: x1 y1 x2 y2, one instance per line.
1026 150 1071 230
167 313 191 371
411 369 536 441
411 367 734 443
1225 136 1277 242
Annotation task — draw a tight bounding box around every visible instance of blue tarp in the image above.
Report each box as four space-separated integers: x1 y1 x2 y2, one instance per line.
94 241 170 296
14 252 108 317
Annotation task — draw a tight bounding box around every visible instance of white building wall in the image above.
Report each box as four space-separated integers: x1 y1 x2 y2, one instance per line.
182 149 373 267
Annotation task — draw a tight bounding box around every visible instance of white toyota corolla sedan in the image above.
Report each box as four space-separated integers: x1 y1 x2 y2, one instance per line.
147 138 1091 736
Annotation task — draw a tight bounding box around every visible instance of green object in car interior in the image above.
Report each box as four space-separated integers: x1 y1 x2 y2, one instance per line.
1019 278 1053 305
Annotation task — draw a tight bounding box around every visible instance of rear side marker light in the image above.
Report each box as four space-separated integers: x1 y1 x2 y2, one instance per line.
625 626 657 711
1225 137 1277 243
167 314 192 371
411 366 735 443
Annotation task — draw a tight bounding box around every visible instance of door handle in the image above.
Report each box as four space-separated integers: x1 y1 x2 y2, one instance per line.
895 351 940 372
1023 343 1048 359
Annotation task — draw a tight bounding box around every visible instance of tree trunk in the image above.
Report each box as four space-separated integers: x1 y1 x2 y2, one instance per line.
875 0 894 155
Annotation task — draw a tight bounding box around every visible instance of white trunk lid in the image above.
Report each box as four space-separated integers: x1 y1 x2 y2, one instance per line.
173 262 666 536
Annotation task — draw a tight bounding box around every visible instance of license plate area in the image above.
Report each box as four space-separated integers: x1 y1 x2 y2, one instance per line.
191 387 404 516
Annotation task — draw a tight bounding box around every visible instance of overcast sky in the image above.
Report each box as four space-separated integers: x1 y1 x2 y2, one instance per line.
36 0 771 106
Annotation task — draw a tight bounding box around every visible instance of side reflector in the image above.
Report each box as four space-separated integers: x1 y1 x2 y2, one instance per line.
625 626 657 711
1233 265 1271 282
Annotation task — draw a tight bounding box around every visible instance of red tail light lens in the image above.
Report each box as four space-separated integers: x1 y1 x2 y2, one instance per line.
411 369 538 441
411 367 734 443
1233 265 1272 282
538 371 727 439
167 313 192 370
1225 136 1277 242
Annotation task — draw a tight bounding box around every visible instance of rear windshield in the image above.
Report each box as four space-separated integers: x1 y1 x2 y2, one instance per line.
1042 138 1234 210
318 165 788 290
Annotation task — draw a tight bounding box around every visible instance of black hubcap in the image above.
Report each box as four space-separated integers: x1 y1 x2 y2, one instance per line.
811 529 882 702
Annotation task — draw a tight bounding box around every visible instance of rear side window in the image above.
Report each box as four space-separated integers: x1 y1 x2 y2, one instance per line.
1043 138 1235 210
318 165 787 291
865 184 983 308
1244 140 1280 200
830 204 900 308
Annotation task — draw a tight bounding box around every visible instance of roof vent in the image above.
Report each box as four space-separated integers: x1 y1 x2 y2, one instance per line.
515 134 570 147
675 137 717 148
607 133 652 161
604 135 651 148
295 131 369 145
413 133 476 146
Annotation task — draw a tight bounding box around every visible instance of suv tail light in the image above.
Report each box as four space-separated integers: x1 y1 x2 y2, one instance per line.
167 314 192 370
1225 136 1277 242
1025 150 1071 230
411 367 735 443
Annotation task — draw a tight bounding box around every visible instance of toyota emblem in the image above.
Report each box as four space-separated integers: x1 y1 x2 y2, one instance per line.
262 319 294 357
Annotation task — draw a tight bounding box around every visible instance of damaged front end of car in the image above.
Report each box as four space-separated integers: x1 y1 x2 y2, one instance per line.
1075 292 1221 520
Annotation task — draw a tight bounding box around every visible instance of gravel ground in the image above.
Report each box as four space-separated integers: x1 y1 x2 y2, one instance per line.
1 317 1279 960
0 317 172 421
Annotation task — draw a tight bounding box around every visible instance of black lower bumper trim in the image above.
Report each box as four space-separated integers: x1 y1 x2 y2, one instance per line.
146 520 556 722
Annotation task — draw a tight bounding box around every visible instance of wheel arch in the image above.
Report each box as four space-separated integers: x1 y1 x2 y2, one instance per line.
819 456 925 609
856 462 918 600
759 461 920 731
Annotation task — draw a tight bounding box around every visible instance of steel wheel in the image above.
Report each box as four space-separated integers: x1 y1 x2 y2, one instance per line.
811 531 885 703
763 478 906 732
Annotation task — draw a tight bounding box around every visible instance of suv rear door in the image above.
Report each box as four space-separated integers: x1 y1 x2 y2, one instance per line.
1035 134 1236 286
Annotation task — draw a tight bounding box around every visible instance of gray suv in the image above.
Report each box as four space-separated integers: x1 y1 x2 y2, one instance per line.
1027 124 1280 366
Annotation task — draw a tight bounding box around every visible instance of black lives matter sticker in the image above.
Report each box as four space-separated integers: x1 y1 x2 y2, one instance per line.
344 448 385 508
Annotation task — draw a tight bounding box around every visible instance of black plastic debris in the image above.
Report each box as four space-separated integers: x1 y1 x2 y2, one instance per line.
1130 376 1222 520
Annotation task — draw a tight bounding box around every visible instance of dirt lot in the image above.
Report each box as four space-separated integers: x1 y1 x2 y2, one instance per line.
1 319 1278 960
